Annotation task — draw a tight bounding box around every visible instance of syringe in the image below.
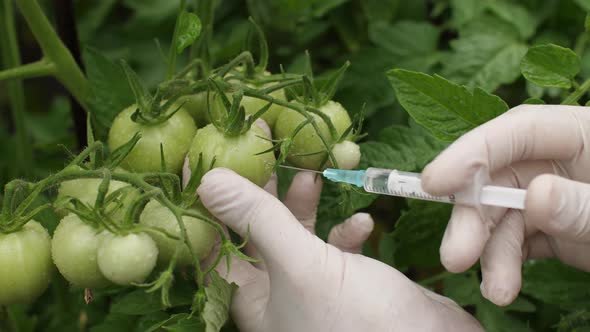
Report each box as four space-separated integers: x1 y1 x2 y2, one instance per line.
280 166 527 210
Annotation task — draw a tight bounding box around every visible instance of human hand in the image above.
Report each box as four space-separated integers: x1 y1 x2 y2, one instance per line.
196 168 483 332
421 104 590 306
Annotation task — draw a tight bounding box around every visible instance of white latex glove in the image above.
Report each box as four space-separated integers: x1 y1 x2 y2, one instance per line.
196 168 483 332
421 104 590 306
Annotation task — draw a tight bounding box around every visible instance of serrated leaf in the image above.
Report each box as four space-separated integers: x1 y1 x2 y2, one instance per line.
358 142 414 170
388 69 508 141
201 271 237 332
442 33 528 92
176 11 202 54
521 259 590 310
377 125 447 170
449 0 484 28
380 200 451 269
476 300 533 332
575 0 590 12
521 44 581 88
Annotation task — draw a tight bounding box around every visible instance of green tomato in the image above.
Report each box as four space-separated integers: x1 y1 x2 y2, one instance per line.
330 140 361 170
0 220 52 305
274 100 352 170
108 104 197 174
51 214 110 288
178 92 210 128
97 232 158 286
56 166 135 220
139 200 217 266
187 124 275 187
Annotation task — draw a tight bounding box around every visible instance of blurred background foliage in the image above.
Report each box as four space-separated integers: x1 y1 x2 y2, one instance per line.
2 0 590 331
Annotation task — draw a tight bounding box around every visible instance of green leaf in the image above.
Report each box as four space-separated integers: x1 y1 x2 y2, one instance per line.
521 259 590 310
358 142 414 171
368 21 439 58
380 200 451 269
176 11 202 54
90 313 138 332
476 300 533 332
135 311 171 332
387 69 508 141
523 97 545 104
575 0 590 12
485 1 537 39
521 44 581 88
449 0 484 28
442 33 528 92
163 315 205 331
201 271 237 332
443 272 534 332
377 124 447 170
83 47 135 139
111 283 194 315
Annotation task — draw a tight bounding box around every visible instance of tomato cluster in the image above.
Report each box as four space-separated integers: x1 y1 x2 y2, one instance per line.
0 55 361 307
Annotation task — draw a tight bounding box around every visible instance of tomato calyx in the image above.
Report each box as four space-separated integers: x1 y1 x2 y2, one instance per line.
120 60 188 126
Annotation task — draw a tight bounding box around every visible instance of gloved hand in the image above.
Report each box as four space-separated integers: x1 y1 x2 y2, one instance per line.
197 168 483 332
421 104 590 306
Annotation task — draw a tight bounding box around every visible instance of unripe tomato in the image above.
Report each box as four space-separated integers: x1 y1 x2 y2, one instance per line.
139 199 217 266
51 214 110 288
187 124 275 187
56 166 135 220
274 100 352 170
331 140 361 170
97 232 158 286
0 220 52 305
108 104 197 174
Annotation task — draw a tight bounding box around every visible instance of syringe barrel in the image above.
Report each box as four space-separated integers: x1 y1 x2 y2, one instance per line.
363 168 460 204
362 168 526 209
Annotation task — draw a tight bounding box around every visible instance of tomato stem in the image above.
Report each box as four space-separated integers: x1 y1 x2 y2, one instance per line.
562 78 590 105
1 0 33 178
14 0 90 111
0 59 56 81
167 0 187 79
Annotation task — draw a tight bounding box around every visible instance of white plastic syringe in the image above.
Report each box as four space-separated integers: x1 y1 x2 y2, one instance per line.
281 166 527 210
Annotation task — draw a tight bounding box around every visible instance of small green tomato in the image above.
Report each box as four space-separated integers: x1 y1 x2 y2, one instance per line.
97 232 158 286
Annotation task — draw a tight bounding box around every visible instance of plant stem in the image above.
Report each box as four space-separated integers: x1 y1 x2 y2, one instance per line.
562 78 590 105
1 0 32 177
0 59 56 81
167 0 187 79
14 0 90 111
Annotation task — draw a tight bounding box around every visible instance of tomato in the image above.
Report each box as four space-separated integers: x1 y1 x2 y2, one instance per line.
51 214 110 288
97 232 158 286
330 140 361 170
0 220 52 305
274 100 352 170
108 104 197 174
178 92 210 128
56 166 135 219
187 124 275 187
139 199 217 266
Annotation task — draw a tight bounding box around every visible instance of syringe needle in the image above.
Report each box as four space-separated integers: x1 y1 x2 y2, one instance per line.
278 165 324 174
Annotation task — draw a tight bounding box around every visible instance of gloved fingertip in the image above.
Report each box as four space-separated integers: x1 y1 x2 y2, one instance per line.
350 213 374 233
480 281 518 307
197 168 237 197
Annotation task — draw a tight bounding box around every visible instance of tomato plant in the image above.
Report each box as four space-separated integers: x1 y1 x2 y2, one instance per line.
2 0 590 331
